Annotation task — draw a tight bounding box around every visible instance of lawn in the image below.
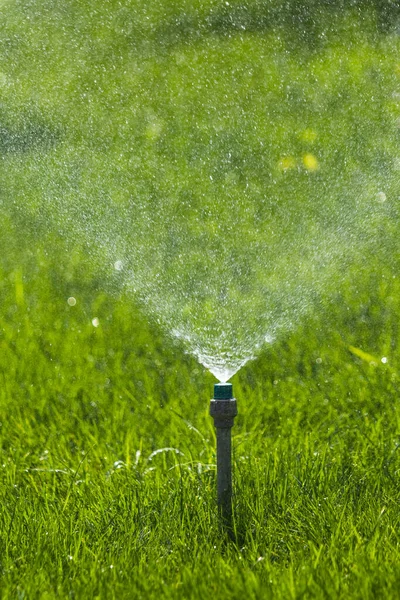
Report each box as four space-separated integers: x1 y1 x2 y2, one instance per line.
1 1 400 598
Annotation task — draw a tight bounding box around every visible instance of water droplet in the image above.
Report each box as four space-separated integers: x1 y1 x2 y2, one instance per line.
376 191 386 203
67 297 76 306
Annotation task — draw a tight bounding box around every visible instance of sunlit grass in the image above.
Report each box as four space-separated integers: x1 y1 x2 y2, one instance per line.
1 228 400 598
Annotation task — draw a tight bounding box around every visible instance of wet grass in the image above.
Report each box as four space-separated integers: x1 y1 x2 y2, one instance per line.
1 1 400 598
1 245 400 599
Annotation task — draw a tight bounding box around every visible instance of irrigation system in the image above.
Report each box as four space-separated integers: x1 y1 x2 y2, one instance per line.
210 382 238 524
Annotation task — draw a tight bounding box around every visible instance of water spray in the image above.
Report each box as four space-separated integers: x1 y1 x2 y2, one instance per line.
210 382 238 525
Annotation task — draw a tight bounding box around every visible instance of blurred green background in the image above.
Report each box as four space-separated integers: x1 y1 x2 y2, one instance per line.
1 0 400 376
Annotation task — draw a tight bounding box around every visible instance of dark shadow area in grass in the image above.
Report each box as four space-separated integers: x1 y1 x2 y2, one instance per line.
0 111 61 155
151 0 400 52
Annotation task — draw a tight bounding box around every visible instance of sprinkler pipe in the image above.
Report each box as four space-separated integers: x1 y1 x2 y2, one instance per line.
210 382 238 524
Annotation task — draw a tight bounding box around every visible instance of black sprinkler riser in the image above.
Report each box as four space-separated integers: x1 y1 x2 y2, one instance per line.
210 381 238 526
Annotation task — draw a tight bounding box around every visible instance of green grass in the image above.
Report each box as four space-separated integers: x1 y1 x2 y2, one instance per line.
1 1 400 598
1 253 400 598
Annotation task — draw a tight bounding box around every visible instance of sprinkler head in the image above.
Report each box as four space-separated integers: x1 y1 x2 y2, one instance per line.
213 382 233 400
210 383 237 428
210 382 238 526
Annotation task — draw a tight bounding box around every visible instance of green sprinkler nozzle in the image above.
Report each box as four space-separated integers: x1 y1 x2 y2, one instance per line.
213 382 233 400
